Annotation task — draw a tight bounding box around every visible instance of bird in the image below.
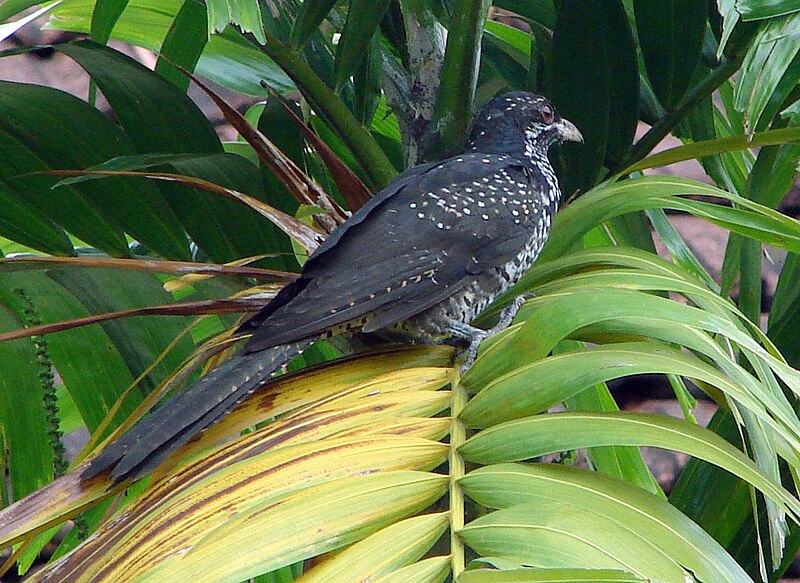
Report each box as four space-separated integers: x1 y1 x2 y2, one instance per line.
82 91 582 483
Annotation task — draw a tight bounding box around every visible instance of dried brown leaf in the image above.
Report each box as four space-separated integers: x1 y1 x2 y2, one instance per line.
263 85 373 211
184 70 347 231
45 169 326 254
0 255 294 281
0 298 263 343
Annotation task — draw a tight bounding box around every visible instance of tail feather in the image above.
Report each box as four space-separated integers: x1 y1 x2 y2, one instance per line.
83 341 310 483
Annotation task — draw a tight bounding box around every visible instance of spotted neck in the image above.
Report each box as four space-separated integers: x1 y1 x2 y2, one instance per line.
464 134 562 209
522 140 561 209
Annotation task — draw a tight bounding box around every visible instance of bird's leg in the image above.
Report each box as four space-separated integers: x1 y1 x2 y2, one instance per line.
447 322 485 372
494 294 527 329
452 295 527 372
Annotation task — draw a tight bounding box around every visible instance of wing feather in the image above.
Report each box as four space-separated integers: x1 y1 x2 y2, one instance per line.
242 154 539 352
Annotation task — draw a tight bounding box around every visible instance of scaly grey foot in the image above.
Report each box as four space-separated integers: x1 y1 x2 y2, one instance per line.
453 295 527 373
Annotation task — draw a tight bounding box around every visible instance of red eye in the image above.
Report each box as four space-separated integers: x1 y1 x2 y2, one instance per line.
541 106 554 124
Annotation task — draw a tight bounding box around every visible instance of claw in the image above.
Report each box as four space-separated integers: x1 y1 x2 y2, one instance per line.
460 331 488 372
456 295 528 373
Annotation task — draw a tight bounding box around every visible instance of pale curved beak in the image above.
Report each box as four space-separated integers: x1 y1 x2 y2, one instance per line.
556 118 583 143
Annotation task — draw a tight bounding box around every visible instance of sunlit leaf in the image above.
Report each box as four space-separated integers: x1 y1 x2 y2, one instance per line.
734 12 800 131
45 0 295 95
206 0 264 44
301 513 448 581
738 0 800 21
0 348 452 550
460 464 752 581
459 567 647 582
541 177 800 261
622 126 800 175
461 411 800 518
0 2 62 43
31 470 448 582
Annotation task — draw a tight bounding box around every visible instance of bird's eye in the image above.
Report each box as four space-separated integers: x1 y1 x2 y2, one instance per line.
541 106 554 124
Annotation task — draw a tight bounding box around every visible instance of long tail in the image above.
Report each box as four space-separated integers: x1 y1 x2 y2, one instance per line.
82 340 311 483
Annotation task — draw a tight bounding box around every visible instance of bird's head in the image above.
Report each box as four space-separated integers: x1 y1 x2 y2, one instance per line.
466 92 583 159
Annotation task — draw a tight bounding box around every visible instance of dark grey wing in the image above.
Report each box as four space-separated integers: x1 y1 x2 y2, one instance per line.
236 160 443 340
360 230 530 334
243 154 538 352
310 160 443 257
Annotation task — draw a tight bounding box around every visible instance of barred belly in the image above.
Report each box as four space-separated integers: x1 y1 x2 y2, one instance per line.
396 227 551 342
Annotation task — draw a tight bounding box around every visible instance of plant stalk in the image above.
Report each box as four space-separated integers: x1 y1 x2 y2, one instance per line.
260 34 397 189
448 367 468 577
388 0 446 166
426 0 491 160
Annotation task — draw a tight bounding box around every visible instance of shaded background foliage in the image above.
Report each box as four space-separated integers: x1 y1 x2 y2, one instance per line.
0 0 799 581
